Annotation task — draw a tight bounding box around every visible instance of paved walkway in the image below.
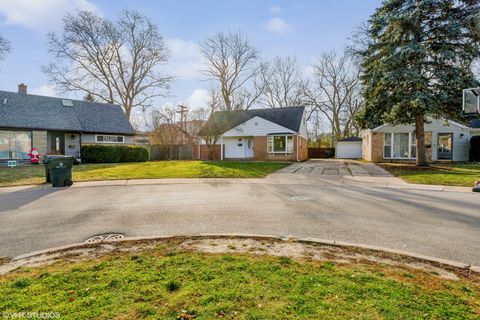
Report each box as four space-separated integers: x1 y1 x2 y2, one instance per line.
0 160 478 264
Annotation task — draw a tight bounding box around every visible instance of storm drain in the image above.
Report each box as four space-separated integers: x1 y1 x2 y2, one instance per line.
84 233 125 244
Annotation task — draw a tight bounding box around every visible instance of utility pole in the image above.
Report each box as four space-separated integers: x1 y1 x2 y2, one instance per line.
176 105 188 144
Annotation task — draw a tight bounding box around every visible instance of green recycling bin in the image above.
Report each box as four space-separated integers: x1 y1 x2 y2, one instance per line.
43 155 75 187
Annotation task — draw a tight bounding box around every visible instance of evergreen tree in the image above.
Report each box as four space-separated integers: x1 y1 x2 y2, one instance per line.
357 0 480 165
83 93 96 102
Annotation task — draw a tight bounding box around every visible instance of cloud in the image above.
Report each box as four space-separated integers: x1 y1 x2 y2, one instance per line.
166 38 205 80
185 88 210 108
0 0 98 31
30 84 56 96
265 17 291 35
268 5 282 14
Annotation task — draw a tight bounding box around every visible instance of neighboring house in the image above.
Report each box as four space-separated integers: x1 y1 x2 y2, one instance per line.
198 106 308 161
361 118 472 162
0 84 135 164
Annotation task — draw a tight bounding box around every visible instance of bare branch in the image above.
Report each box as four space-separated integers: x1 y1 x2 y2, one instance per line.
303 49 362 140
257 56 304 108
200 31 260 111
0 34 10 62
43 9 173 119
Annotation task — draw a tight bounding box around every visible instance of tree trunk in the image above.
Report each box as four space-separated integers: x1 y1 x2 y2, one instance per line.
125 106 131 120
415 114 428 166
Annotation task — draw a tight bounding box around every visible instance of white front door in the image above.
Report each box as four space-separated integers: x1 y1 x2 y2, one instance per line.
224 137 254 159
245 138 254 158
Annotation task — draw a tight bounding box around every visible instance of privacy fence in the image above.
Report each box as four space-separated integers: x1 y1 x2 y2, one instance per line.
149 145 194 161
307 147 335 159
149 144 222 161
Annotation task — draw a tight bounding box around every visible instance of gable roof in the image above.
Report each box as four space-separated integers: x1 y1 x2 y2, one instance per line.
198 106 305 136
371 117 470 132
0 90 135 135
338 136 362 142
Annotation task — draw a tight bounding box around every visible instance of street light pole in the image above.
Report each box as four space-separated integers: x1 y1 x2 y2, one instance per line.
177 105 188 144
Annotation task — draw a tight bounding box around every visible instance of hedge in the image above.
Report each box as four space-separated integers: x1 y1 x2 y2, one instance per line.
470 136 480 162
81 145 149 163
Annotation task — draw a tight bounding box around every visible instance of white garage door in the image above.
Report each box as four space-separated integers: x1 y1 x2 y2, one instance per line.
336 141 362 159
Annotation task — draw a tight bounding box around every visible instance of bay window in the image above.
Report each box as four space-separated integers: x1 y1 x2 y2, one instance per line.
0 130 32 160
383 132 416 159
267 135 294 154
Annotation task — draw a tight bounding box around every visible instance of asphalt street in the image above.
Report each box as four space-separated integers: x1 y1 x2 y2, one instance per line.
0 160 479 264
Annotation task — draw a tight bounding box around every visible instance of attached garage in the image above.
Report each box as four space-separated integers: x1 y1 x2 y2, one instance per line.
336 137 362 159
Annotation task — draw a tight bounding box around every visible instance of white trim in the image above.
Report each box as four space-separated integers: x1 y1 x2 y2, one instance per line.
95 134 125 144
267 134 294 154
448 119 470 129
296 134 299 161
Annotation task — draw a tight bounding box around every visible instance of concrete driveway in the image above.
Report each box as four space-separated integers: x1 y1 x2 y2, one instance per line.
0 159 479 264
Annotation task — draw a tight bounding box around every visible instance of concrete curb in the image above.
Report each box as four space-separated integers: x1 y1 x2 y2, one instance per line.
10 233 480 274
0 178 475 193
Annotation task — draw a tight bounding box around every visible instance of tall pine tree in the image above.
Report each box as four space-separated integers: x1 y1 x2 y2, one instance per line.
357 0 480 165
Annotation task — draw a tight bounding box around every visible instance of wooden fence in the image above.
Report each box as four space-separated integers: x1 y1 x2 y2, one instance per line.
308 147 335 159
150 145 194 161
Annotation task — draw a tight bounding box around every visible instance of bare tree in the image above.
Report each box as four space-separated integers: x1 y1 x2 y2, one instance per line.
197 88 226 159
303 50 361 141
200 31 262 111
258 56 304 108
0 35 10 62
148 105 179 145
43 10 172 119
190 106 212 122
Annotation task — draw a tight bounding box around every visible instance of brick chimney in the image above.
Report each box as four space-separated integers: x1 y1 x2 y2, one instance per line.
18 83 27 94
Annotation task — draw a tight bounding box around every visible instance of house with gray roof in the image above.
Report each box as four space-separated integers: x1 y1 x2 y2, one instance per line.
0 84 135 164
198 106 308 161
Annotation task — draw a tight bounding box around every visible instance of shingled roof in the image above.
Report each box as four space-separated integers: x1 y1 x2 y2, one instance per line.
0 90 135 135
198 106 305 136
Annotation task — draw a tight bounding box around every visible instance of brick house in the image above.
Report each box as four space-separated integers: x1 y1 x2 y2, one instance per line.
198 106 308 161
361 118 473 163
0 84 135 165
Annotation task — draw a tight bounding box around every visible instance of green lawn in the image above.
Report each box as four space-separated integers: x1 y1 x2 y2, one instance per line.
380 163 480 187
0 161 289 187
1 247 478 319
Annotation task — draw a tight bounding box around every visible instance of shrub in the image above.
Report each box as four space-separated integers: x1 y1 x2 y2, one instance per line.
81 145 149 163
470 136 480 162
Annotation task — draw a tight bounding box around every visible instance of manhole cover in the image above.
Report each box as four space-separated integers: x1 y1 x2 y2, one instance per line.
290 195 312 201
84 233 124 244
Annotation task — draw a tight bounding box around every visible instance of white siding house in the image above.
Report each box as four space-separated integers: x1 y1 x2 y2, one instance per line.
361 118 472 162
199 107 309 161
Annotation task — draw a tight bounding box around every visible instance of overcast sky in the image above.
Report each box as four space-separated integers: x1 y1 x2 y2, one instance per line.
0 0 382 116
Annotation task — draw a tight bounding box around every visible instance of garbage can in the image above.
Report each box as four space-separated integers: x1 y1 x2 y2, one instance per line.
43 155 75 187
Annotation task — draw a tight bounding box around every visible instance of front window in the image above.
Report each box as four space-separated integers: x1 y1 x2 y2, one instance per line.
96 135 124 143
393 133 409 158
384 132 416 159
0 130 32 160
267 135 294 154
